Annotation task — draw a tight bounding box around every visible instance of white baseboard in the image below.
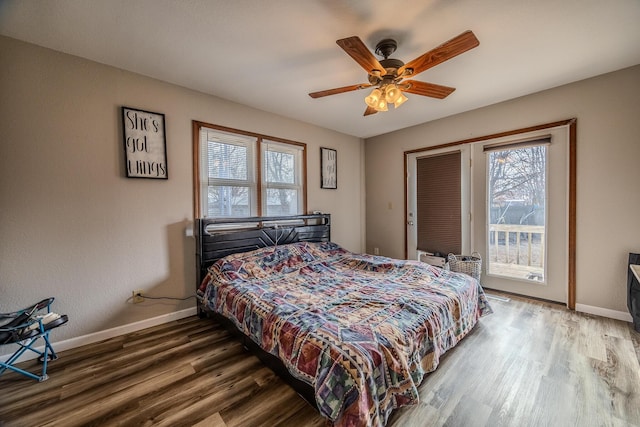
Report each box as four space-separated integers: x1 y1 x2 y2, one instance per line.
575 304 633 323
1 307 197 364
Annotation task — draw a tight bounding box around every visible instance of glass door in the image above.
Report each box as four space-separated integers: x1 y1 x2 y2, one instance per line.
472 127 569 303
486 143 547 282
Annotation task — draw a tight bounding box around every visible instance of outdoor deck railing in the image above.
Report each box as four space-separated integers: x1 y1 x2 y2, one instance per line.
488 223 545 268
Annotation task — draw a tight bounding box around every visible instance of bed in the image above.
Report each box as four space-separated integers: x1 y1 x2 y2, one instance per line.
196 214 492 427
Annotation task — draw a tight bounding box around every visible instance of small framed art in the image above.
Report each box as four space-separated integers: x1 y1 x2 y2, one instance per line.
321 147 337 189
122 106 168 179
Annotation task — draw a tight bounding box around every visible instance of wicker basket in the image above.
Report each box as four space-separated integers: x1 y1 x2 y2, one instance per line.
448 252 482 281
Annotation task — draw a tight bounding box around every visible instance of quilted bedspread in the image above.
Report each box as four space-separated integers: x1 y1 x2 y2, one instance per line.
199 241 492 427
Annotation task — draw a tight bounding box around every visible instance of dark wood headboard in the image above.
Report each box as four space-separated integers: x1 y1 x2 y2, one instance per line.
195 214 331 291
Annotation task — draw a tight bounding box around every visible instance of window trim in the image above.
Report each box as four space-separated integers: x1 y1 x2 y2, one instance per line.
192 120 307 219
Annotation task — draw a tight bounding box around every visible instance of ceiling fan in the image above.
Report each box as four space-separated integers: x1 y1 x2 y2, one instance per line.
309 31 479 116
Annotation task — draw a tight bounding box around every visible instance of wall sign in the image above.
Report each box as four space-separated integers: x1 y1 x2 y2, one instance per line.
122 106 168 179
321 147 337 189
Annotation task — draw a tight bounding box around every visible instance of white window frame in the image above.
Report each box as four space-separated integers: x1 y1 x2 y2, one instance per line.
193 121 307 218
261 140 304 216
199 128 258 217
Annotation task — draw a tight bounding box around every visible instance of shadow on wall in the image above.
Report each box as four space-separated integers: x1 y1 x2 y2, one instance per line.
111 219 198 328
0 223 198 361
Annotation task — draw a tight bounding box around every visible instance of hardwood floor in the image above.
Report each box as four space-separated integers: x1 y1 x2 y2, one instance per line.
1 292 638 426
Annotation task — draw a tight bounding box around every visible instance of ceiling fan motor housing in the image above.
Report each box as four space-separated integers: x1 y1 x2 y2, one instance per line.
368 58 405 84
374 39 397 58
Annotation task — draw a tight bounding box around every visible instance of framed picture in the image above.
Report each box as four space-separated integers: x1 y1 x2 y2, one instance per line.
321 147 337 189
122 106 168 179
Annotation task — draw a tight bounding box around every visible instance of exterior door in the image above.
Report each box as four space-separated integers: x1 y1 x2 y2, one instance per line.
472 125 569 302
406 147 470 260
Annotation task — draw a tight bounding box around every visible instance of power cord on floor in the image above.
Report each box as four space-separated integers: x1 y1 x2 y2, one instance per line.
141 295 197 301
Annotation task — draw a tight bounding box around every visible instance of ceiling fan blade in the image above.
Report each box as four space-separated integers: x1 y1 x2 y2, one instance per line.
364 105 378 116
398 30 479 77
309 83 372 98
402 80 456 99
336 36 387 76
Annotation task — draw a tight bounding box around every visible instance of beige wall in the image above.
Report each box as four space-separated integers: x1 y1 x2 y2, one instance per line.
366 65 640 315
0 36 365 346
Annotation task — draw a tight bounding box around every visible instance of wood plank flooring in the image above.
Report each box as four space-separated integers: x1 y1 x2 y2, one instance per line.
0 292 638 426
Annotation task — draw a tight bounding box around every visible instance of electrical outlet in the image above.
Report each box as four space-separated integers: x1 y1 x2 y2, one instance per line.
132 290 144 304
374 247 380 255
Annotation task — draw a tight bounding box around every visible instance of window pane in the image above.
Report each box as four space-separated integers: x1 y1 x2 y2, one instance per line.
264 150 295 184
265 188 298 216
207 142 247 180
197 125 305 218
487 145 546 282
207 185 252 217
262 140 303 215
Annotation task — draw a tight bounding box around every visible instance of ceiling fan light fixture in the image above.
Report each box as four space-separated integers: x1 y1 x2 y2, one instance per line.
375 98 388 112
365 85 404 112
365 88 383 108
384 84 402 103
394 92 408 108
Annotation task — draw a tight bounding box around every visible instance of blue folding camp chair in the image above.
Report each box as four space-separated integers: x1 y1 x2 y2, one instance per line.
0 298 68 382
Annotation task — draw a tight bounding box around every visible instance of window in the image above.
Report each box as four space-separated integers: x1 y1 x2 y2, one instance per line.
262 140 304 216
200 129 256 217
485 139 548 282
194 122 306 218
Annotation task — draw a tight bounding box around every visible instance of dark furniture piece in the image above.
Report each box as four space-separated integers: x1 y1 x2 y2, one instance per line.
194 214 331 407
628 253 640 332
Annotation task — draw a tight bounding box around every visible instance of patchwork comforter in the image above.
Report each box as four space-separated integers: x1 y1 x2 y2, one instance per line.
199 241 492 426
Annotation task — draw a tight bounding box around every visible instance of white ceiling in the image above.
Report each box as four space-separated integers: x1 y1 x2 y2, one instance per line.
1 0 640 139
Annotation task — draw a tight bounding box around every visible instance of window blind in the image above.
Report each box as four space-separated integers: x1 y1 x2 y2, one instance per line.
199 127 257 217
483 136 551 152
416 151 462 255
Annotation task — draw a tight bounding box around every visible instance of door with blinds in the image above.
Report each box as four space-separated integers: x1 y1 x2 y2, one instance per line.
406 147 471 262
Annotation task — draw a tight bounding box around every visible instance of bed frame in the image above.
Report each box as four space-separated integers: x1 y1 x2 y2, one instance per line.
195 214 331 408
195 214 331 296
